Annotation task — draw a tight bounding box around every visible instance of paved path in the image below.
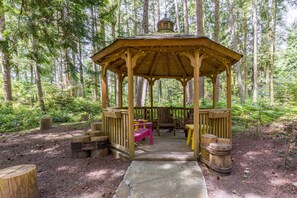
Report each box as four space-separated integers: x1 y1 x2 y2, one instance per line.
114 161 208 198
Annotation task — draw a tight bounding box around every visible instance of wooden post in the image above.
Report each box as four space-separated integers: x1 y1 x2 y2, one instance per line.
226 65 232 139
149 80 154 122
126 49 134 159
226 68 231 109
101 65 107 109
184 50 205 159
122 49 146 159
183 83 186 126
117 73 124 108
212 73 218 109
193 50 201 159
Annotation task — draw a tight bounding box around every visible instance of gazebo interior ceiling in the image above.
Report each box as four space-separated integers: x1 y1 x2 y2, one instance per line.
92 35 243 79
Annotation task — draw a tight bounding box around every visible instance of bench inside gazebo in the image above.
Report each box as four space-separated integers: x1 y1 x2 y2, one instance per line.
91 18 242 160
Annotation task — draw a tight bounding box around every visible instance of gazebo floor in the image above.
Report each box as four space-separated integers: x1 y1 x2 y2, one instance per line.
134 129 195 161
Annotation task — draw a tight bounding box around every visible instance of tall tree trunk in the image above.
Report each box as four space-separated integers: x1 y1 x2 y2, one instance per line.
141 0 149 34
34 63 45 112
117 0 122 37
183 0 189 34
270 0 276 105
252 0 258 102
0 1 12 101
243 0 248 98
229 0 245 103
214 0 220 102
135 0 149 106
91 6 98 100
78 41 85 98
174 0 180 33
124 0 129 36
196 0 204 36
196 0 204 100
133 0 138 35
158 80 162 102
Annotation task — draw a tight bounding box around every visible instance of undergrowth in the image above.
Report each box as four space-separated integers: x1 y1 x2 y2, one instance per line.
0 95 101 133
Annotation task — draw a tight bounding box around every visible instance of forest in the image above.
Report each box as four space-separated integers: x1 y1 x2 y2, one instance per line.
1 0 297 133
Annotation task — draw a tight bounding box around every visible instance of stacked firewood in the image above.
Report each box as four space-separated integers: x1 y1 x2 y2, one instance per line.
71 122 109 159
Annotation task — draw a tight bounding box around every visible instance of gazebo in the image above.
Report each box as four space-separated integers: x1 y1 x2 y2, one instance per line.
91 20 242 160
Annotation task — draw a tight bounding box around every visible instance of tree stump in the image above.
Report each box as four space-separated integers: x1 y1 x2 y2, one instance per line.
40 118 52 130
91 122 102 131
0 164 39 198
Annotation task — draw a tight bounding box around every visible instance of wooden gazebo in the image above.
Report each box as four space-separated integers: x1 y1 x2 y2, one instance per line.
92 28 242 160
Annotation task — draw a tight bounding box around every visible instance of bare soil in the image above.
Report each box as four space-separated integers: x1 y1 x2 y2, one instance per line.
202 120 297 198
1 120 296 198
0 123 130 198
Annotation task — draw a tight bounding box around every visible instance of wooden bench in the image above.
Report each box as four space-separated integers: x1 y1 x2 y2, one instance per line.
134 122 153 145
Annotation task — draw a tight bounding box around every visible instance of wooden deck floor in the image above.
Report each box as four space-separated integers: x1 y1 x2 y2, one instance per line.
134 129 195 161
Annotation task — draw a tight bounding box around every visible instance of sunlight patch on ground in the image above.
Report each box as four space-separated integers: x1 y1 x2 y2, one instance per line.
160 163 173 170
269 178 291 186
85 169 108 179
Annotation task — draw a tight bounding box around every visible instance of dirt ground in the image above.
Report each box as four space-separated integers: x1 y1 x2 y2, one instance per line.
202 120 297 198
0 123 130 198
0 120 296 198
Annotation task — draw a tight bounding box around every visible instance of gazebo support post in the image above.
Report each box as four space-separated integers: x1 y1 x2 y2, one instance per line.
101 65 107 109
117 73 124 108
212 73 218 109
179 78 189 132
122 49 146 159
226 65 232 138
148 80 154 122
184 50 205 159
126 49 134 159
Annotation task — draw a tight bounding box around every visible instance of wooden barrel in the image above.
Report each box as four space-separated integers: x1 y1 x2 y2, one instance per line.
209 142 232 174
201 134 217 161
217 138 231 144
0 164 39 198
91 122 102 131
71 135 90 158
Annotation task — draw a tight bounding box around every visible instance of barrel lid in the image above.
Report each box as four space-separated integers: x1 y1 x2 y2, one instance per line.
209 142 232 151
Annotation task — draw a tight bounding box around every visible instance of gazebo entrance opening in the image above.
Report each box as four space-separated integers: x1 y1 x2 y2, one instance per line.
92 18 242 160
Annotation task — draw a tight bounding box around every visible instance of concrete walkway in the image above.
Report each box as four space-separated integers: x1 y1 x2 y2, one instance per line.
114 161 208 198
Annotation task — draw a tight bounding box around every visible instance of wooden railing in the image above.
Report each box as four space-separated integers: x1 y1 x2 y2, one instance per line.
102 108 129 154
102 107 231 157
132 107 231 139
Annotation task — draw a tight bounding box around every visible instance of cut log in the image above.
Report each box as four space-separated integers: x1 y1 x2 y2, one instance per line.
71 135 91 158
209 142 232 174
89 131 105 137
201 134 217 161
40 118 52 130
90 136 108 142
71 135 90 143
0 164 39 198
72 151 90 159
91 122 102 131
91 148 108 158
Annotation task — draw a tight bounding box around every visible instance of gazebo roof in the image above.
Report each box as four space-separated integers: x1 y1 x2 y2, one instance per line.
91 33 242 79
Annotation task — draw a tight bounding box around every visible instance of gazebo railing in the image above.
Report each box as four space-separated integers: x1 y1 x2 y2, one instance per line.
102 107 231 156
102 109 129 154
